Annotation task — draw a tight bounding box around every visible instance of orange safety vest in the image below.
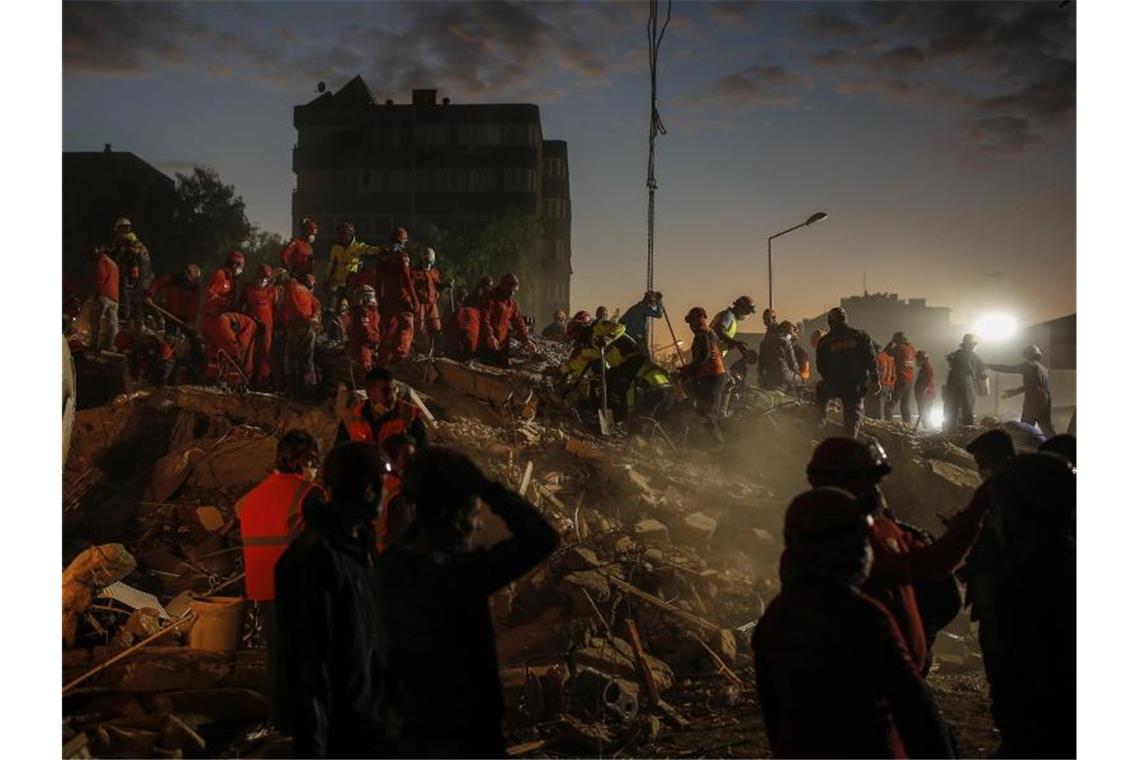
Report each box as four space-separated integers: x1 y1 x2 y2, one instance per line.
344 398 421 446
877 352 897 390
236 472 322 601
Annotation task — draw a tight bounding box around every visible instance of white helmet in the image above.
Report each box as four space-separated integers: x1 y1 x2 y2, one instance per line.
423 247 436 267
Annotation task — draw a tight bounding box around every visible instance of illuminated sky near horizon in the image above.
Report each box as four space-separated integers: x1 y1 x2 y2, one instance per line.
63 0 1075 327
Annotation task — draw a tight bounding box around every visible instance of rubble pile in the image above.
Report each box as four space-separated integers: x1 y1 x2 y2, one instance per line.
62 345 996 757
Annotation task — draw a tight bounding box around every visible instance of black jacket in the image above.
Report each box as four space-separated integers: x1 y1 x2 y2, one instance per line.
273 498 388 758
816 324 878 391
375 483 559 756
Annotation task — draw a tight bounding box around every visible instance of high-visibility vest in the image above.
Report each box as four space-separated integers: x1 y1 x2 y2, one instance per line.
712 309 738 356
236 472 322 601
343 399 421 446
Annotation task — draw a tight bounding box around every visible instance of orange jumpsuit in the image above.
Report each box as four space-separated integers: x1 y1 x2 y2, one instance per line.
376 248 419 364
146 275 200 326
349 303 382 372
412 267 442 352
201 312 257 386
280 237 315 278
238 281 278 384
201 267 235 321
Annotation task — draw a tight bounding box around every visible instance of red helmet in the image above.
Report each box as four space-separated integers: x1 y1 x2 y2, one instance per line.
500 273 520 289
226 250 245 268
337 222 355 237
301 274 317 290
684 306 707 324
257 263 273 279
300 217 319 236
392 226 408 242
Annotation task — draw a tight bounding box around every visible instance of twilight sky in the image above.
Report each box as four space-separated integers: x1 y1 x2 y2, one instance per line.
62 0 1075 327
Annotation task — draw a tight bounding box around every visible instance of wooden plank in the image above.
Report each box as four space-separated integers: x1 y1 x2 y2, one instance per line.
608 576 721 634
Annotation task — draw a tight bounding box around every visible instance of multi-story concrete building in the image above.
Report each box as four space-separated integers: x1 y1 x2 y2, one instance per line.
292 76 571 319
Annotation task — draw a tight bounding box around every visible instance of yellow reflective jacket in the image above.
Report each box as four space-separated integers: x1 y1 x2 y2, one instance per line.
326 239 382 290
712 308 739 356
560 320 632 377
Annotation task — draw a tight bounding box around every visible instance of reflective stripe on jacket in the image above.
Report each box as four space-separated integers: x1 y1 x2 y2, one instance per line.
237 473 321 601
344 399 421 446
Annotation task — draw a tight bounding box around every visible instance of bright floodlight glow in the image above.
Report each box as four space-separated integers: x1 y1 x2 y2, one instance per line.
973 313 1019 342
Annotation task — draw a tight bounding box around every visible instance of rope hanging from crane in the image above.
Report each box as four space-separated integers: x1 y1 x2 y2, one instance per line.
646 0 671 294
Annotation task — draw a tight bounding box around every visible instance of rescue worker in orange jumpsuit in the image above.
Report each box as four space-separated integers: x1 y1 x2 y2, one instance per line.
201 311 257 387
375 227 419 364
411 247 443 355
238 264 279 389
89 245 120 352
679 306 728 444
885 331 918 424
202 251 245 322
280 217 318 279
334 366 427 450
806 437 993 675
348 285 382 373
478 273 535 367
146 264 201 337
868 342 897 420
445 276 494 359
277 274 321 399
914 350 937 430
236 429 322 728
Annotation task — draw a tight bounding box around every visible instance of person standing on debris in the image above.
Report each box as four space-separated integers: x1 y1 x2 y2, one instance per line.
277 274 321 399
619 290 664 353
237 264 279 390
712 295 758 383
943 333 987 431
375 227 420 364
236 429 322 729
541 309 569 340
814 307 879 438
201 251 245 323
274 441 390 758
200 310 257 387
791 325 811 383
411 247 443 354
885 332 918 424
280 217 319 279
759 320 800 391
806 437 993 673
867 342 897 420
987 344 1055 436
478 273 535 367
326 222 380 301
376 447 559 757
336 366 427 450
752 487 955 759
348 285 382 373
679 307 727 443
146 264 201 337
914 350 936 429
88 245 120 352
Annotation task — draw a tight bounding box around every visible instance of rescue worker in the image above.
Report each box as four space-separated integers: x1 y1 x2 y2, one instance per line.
752 487 955 759
201 251 245 322
88 245 120 352
335 366 427 450
347 285 382 373
679 307 727 444
411 247 443 354
885 331 918 424
815 307 879 438
914 350 936 430
541 309 569 340
806 437 993 673
277 274 321 399
595 305 610 321
444 277 494 359
565 310 595 349
113 318 176 386
712 295 758 382
325 222 380 300
146 264 201 337
274 441 389 758
478 273 535 367
111 217 138 249
237 264 279 389
116 240 153 326
235 429 322 729
376 447 559 757
791 324 811 383
943 333 987 431
868 342 897 420
378 433 417 552
200 311 257 387
376 227 420 364
619 291 664 353
988 344 1055 436
759 320 800 391
279 217 318 279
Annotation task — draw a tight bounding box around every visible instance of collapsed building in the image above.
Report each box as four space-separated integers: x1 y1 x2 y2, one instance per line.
61 340 1011 758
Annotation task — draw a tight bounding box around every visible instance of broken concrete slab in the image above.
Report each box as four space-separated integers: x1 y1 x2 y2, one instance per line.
634 519 670 545
63 544 137 646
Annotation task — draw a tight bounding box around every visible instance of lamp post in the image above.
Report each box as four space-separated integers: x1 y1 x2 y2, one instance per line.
767 212 828 311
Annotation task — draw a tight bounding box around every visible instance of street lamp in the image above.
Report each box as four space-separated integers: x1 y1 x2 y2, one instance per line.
767 211 828 311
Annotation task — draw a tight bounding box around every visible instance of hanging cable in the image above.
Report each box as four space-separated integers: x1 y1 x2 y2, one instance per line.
646 0 671 294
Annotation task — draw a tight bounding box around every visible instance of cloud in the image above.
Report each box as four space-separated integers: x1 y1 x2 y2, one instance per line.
812 48 857 69
798 8 862 39
870 45 925 74
835 78 922 103
63 1 203 75
967 116 1037 154
706 65 814 109
706 1 762 27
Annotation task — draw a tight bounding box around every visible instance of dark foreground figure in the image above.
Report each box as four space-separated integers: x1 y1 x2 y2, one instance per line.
376 447 559 757
752 488 955 758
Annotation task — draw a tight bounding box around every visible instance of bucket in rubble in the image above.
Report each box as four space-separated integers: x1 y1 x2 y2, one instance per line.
187 596 247 652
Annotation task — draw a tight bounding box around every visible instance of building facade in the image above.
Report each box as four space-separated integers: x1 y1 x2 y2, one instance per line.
292 77 571 320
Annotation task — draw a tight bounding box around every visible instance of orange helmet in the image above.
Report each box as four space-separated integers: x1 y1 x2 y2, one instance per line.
257 263 274 279
500 273 520 289
226 250 245 268
301 274 317 290
300 217 319 236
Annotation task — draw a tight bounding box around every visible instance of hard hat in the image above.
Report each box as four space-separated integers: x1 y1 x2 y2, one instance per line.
352 284 377 306
783 487 873 546
424 247 436 265
571 310 592 324
257 263 273 279
300 217 319 235
337 222 355 237
733 295 757 315
226 250 246 267
500 273 520 289
301 274 317 290
392 226 408 241
962 333 979 347
184 264 201 282
684 306 707 324
826 307 847 326
806 437 892 487
1023 344 1043 360
892 331 907 343
114 217 132 230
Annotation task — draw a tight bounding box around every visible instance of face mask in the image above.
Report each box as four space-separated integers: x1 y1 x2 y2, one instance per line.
307 235 316 244
233 267 244 276
258 278 269 288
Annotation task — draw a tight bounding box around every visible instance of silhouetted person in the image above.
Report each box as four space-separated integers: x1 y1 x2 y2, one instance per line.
989 344 1056 436
965 428 1017 481
943 333 987 431
814 307 879 437
752 487 955 759
376 447 559 757
273 442 388 758
1039 433 1075 466
968 453 1076 758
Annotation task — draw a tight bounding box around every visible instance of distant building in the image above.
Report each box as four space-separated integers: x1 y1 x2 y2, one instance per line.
292 77 571 319
63 145 176 284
